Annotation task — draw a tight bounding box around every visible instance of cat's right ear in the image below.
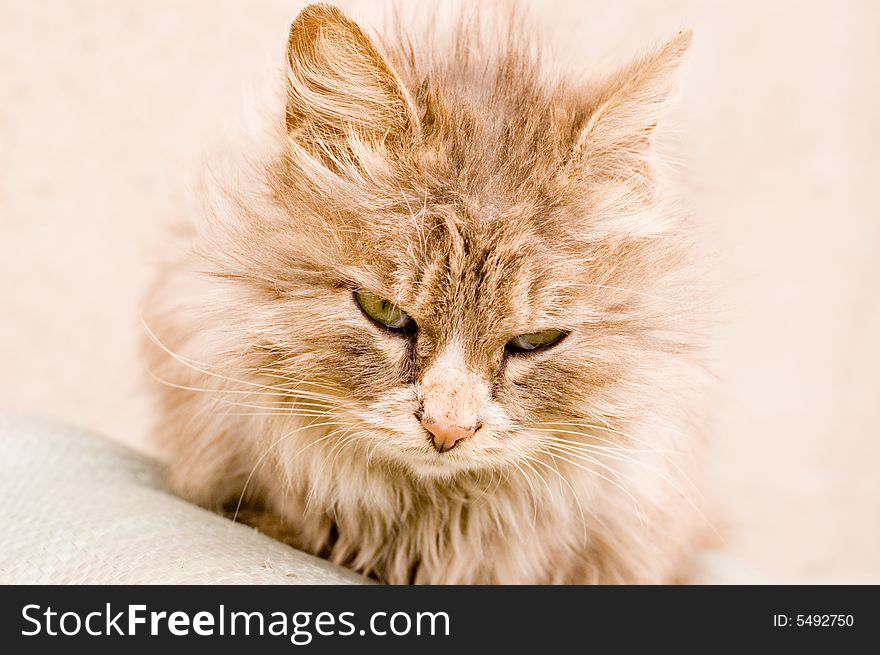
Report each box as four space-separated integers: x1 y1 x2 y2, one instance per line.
284 3 420 151
571 30 692 175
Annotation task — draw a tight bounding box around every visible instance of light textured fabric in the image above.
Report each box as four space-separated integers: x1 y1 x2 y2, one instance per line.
0 415 367 584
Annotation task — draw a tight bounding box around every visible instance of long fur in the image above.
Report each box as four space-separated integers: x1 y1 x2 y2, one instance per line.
143 3 709 584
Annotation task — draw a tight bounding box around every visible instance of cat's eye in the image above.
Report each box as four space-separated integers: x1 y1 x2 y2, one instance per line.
354 290 414 332
506 329 567 353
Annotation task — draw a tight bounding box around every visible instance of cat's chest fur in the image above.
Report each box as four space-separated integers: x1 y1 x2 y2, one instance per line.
245 440 691 584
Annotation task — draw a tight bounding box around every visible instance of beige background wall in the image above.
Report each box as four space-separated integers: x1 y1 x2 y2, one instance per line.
2 0 878 582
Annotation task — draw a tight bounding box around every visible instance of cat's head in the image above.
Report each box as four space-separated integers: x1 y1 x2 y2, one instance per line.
202 4 693 482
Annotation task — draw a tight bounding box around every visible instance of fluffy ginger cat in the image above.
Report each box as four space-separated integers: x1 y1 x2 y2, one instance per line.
144 2 708 584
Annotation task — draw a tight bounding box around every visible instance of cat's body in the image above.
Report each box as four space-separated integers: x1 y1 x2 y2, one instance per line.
144 3 708 583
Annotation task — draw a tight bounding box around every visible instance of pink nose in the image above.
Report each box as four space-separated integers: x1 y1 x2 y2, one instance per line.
421 420 477 453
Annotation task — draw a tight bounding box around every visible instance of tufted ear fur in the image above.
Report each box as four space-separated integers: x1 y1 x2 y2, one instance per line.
573 30 692 175
285 3 420 150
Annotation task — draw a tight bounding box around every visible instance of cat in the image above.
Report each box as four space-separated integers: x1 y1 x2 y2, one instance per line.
143 2 709 584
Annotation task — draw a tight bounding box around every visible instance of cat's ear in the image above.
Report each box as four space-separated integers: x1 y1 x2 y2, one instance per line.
284 3 419 148
572 30 692 172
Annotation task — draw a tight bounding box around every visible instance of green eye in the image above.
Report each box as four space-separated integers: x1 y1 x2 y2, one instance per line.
506 329 567 353
354 290 414 332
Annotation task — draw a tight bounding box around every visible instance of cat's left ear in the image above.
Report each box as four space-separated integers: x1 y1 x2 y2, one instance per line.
572 30 692 172
284 4 420 150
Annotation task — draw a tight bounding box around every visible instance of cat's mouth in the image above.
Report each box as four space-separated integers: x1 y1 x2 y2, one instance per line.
346 405 511 480
393 433 511 481
403 449 488 480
